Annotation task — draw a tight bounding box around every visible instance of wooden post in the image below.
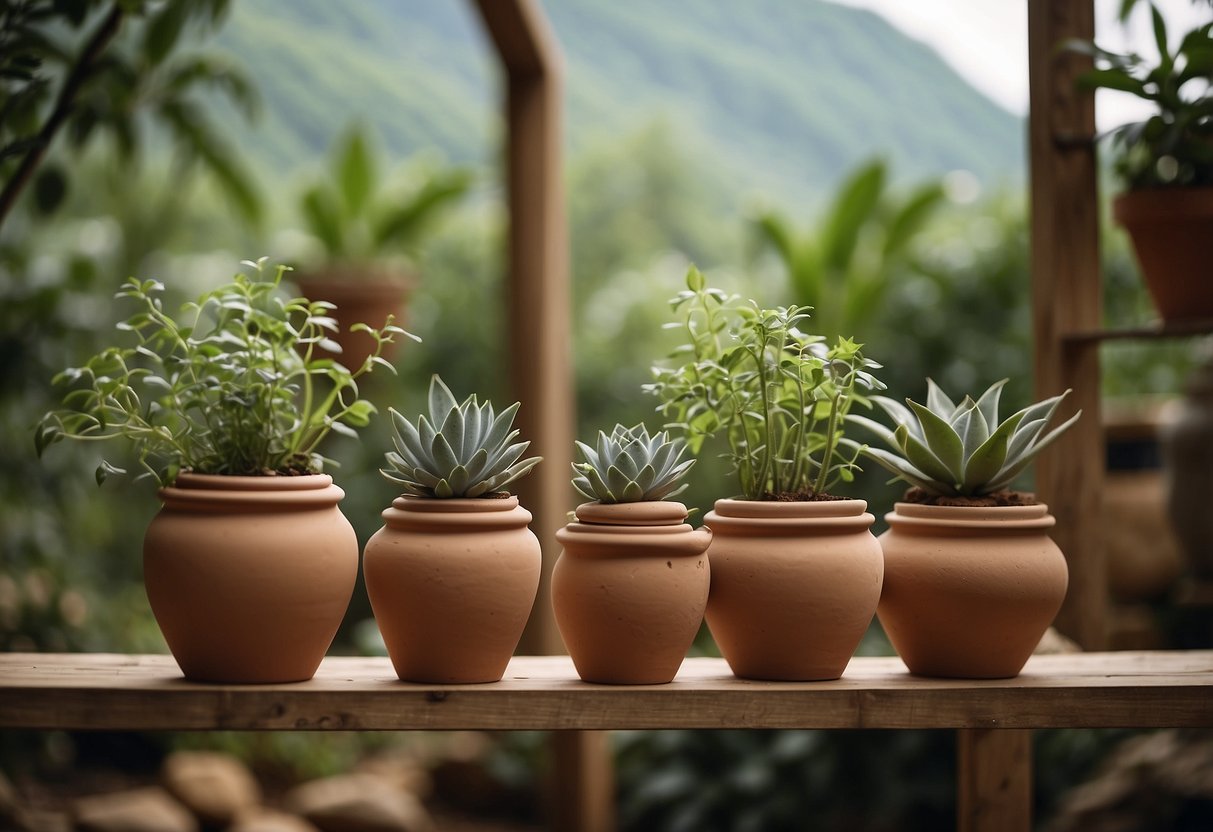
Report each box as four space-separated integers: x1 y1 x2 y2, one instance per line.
957 729 1033 832
470 3 612 830
1027 0 1106 650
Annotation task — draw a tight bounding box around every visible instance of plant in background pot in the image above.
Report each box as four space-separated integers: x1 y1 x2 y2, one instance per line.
364 375 542 683
851 378 1081 678
552 423 711 684
36 258 408 683
1067 2 1213 321
293 124 472 369
645 266 886 681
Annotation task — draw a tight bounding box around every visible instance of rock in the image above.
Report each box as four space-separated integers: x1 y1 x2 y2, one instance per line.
283 773 432 832
74 787 198 832
162 750 261 825
229 808 321 832
18 809 72 832
352 755 432 799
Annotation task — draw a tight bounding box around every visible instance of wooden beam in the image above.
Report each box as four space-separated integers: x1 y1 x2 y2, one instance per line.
957 729 1033 832
1028 0 1106 650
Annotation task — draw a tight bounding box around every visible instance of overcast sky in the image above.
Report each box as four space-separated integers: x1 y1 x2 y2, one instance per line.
832 0 1210 130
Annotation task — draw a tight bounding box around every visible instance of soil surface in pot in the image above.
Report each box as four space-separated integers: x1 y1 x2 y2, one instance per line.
900 488 1039 507
759 490 851 502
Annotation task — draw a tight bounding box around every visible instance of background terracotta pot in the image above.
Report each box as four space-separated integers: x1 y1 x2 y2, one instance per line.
703 498 883 681
552 501 711 684
295 270 412 371
143 473 358 683
363 495 541 683
1113 187 1213 322
877 502 1069 679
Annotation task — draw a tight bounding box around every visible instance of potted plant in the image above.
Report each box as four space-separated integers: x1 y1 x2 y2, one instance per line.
552 423 711 684
363 375 542 683
1068 3 1213 321
35 258 409 683
850 379 1081 678
645 266 886 682
293 124 472 369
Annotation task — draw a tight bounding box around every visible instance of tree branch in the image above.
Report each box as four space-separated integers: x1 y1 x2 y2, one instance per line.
0 3 125 229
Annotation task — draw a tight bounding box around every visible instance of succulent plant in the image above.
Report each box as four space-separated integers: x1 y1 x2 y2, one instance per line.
381 375 541 498
572 423 695 504
848 379 1081 498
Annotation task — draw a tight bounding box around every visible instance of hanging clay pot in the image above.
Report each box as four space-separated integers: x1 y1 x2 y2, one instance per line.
877 502 1069 679
703 499 883 681
143 473 358 683
1113 187 1213 322
552 501 711 684
296 269 412 372
363 495 541 683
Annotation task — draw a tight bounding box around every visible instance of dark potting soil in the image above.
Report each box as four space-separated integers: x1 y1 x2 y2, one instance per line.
901 487 1039 507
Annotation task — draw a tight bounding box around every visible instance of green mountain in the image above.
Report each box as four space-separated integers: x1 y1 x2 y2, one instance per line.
213 0 1022 209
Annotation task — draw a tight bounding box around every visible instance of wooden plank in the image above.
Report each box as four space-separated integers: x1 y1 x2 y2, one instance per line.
1027 0 1106 650
548 731 615 832
2 653 1210 732
958 729 1032 832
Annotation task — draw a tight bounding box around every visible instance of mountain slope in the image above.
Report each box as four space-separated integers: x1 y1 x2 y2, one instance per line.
213 0 1023 208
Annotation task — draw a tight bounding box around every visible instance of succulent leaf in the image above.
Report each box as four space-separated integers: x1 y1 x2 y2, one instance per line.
379 374 541 498
571 423 695 503
851 380 1079 498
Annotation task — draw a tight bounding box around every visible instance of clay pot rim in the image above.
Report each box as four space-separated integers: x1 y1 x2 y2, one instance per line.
711 497 869 518
1113 186 1213 222
389 494 520 513
573 501 689 526
170 472 333 491
158 473 344 511
887 501 1056 529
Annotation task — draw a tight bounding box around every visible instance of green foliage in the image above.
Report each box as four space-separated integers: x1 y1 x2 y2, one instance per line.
37 258 409 485
299 124 473 267
572 423 694 504
752 159 946 340
646 266 884 500
0 0 261 227
381 375 541 498
851 379 1082 498
1067 4 1213 189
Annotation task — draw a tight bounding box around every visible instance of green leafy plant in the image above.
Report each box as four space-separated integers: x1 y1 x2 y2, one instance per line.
572 423 694 504
1066 2 1213 189
849 379 1081 498
36 257 411 485
645 266 884 501
381 375 541 498
300 124 473 268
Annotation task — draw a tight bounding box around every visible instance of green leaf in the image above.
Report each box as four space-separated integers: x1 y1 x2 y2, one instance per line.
907 399 964 480
822 159 885 275
925 378 957 419
301 184 344 256
961 411 1023 493
143 0 189 66
336 125 374 217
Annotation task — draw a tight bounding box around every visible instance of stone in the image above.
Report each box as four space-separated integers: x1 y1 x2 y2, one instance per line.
162 750 261 825
283 773 432 832
229 808 321 832
74 787 198 832
352 755 432 799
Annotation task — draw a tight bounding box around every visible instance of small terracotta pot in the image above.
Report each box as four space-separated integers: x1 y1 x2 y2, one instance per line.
552 501 712 684
295 270 412 371
143 473 358 683
703 498 883 681
1113 187 1213 322
363 496 541 683
877 502 1069 679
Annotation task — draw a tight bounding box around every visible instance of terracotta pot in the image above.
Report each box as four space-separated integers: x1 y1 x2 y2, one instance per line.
143 473 358 683
295 270 412 372
702 499 883 681
1113 188 1213 322
877 502 1069 679
363 496 541 683
552 501 712 684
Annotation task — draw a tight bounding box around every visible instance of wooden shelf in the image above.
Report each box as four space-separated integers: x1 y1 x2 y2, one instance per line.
1063 318 1213 345
2 652 1210 733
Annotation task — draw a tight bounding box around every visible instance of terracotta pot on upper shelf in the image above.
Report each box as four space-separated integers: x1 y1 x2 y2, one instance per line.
363 495 541 683
877 501 1069 679
143 473 359 683
702 498 883 682
552 501 712 684
1113 187 1213 323
295 268 413 372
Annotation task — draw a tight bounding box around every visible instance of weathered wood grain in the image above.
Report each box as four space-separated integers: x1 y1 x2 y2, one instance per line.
2 652 1209 732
